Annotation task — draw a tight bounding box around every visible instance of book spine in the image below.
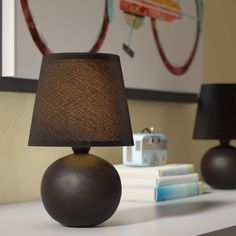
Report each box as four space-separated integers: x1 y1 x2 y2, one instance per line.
115 164 194 177
121 173 199 187
157 173 198 185
158 164 194 176
156 181 204 202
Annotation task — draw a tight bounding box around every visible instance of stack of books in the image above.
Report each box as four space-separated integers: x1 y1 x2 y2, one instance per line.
114 164 204 202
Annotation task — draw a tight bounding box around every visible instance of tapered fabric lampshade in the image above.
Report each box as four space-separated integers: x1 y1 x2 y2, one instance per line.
193 84 236 140
29 53 133 147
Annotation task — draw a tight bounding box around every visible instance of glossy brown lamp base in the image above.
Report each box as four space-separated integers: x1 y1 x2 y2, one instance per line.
41 149 121 227
201 140 236 189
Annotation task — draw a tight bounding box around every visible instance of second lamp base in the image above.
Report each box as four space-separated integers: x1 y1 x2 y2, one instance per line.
201 144 236 189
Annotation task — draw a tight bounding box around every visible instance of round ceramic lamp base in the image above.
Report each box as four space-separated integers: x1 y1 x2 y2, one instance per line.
201 142 236 189
41 152 121 227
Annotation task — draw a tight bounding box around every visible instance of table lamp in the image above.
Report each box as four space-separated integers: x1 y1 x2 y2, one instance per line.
193 84 236 189
28 53 133 227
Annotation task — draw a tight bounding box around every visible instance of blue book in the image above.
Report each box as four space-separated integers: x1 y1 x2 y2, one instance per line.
156 181 204 202
121 181 204 202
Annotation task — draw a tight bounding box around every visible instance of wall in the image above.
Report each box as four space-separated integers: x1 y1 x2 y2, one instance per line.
0 0 235 204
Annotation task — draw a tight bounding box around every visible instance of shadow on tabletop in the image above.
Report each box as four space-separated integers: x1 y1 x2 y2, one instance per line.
29 192 233 229
101 194 232 227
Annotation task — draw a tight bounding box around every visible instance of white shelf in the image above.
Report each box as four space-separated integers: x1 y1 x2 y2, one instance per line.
0 188 236 235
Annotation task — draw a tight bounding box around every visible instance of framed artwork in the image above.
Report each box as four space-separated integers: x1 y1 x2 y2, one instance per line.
0 0 203 102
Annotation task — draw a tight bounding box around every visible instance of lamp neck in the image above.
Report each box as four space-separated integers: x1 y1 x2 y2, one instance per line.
220 139 230 147
72 147 91 154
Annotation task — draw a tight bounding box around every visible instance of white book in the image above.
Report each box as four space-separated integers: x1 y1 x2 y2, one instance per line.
121 173 199 187
114 163 194 177
121 181 204 202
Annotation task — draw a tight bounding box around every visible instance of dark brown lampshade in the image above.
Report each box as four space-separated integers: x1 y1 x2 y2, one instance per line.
193 84 236 140
29 53 133 147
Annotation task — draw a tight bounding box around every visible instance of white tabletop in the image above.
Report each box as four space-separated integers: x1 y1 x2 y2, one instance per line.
0 187 236 236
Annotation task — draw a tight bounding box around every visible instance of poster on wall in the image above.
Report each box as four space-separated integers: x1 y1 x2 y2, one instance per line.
2 0 203 94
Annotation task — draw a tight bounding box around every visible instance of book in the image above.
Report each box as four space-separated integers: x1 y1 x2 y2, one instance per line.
114 164 194 177
121 181 204 202
120 173 199 187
